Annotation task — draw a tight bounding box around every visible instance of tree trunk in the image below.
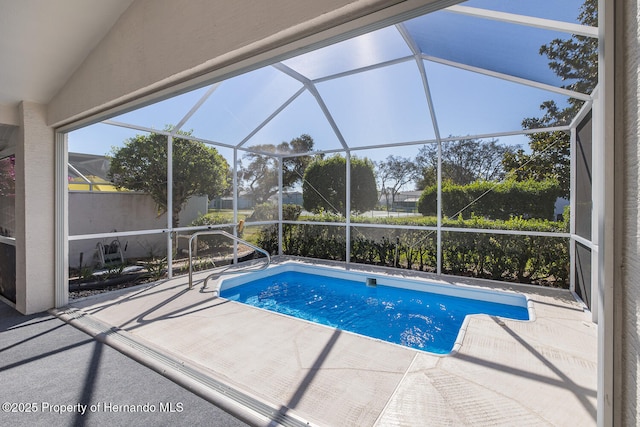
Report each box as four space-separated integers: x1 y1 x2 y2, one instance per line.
172 208 180 228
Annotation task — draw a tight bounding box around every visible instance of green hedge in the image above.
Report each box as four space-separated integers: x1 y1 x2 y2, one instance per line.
188 212 239 252
260 223 347 261
349 213 568 232
247 203 302 221
417 178 561 220
257 214 568 287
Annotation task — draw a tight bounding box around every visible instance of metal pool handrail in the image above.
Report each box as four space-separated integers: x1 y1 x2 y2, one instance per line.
187 229 271 290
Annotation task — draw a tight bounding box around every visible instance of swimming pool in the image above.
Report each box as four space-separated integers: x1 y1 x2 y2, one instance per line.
220 263 531 354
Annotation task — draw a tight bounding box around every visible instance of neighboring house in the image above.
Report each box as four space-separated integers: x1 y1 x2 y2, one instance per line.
67 152 208 267
379 190 422 212
210 193 254 210
210 191 303 210
68 152 118 192
555 197 570 220
282 191 303 206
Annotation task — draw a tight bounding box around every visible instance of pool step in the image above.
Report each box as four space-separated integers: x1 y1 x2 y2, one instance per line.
52 306 313 427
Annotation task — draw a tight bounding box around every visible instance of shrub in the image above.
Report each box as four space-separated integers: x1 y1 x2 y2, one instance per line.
417 178 561 220
190 212 233 227
257 213 568 287
247 203 302 221
189 213 238 252
282 204 303 221
248 203 277 221
303 155 377 215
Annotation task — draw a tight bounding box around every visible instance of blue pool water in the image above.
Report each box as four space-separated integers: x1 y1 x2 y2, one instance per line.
221 270 529 354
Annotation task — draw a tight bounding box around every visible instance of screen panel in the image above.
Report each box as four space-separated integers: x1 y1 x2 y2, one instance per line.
575 111 592 239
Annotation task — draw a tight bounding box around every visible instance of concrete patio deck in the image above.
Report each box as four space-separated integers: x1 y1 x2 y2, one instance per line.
0 303 247 427
56 259 597 426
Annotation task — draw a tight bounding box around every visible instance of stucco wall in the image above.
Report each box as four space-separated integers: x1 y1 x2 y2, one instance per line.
15 102 55 313
69 192 207 268
47 0 450 127
619 0 640 424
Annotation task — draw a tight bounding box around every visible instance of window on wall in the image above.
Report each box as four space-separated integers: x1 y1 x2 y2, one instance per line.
0 155 15 237
0 155 16 303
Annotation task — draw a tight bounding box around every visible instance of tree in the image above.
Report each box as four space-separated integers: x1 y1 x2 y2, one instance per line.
302 155 377 215
415 138 515 189
108 129 229 227
535 0 597 125
502 131 571 198
502 0 597 199
240 147 277 205
240 134 317 204
376 155 419 210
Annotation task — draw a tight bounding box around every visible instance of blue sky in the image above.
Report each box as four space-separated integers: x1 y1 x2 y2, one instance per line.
69 0 587 171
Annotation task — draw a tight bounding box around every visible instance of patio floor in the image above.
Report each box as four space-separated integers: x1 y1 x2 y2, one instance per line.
55 259 597 426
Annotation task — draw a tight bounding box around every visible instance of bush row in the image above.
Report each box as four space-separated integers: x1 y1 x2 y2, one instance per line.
257 215 569 287
417 178 561 220
187 212 239 252
350 212 569 232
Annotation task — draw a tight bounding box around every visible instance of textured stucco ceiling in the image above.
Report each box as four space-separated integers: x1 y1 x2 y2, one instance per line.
0 0 133 108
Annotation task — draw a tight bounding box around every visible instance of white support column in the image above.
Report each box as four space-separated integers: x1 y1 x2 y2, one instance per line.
597 0 615 424
345 151 351 265
167 135 173 278
15 102 55 314
55 132 69 308
591 89 602 325
569 127 576 295
436 136 442 275
278 155 284 256
233 149 239 261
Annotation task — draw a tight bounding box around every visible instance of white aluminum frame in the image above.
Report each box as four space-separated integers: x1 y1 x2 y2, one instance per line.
55 132 68 307
446 5 598 38
60 1 597 315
